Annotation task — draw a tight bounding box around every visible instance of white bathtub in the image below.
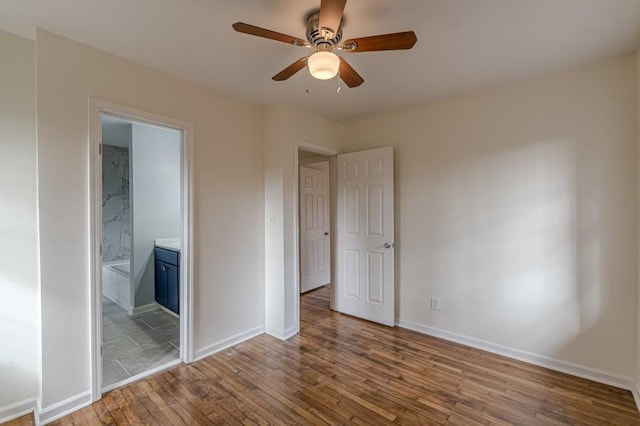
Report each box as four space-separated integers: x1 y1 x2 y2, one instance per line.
103 261 131 313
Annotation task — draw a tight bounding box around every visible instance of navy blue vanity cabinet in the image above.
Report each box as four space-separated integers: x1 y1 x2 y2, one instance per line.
154 247 180 315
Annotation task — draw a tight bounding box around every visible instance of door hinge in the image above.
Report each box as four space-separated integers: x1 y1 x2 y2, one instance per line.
99 143 102 155
99 244 102 256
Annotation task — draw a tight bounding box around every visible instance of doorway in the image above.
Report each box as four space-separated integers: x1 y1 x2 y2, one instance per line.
293 144 396 332
100 114 181 390
89 99 194 402
299 156 331 293
296 147 337 321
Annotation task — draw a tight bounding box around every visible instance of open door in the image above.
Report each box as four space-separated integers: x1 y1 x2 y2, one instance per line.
336 146 394 326
299 165 331 293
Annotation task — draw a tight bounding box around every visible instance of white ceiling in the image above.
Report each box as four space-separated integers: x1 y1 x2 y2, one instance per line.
2 0 640 123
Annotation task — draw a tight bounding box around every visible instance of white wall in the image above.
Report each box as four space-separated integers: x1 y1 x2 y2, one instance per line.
263 105 342 338
131 123 181 308
0 31 39 411
343 54 638 377
36 29 264 409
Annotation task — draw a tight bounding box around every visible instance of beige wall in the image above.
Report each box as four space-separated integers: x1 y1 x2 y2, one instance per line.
344 54 638 377
0 31 39 409
263 105 342 337
36 30 264 408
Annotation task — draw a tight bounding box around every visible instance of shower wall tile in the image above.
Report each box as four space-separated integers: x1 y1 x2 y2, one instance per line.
102 145 131 262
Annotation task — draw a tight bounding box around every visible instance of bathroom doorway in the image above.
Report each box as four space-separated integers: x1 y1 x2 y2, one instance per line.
100 114 181 390
89 99 194 401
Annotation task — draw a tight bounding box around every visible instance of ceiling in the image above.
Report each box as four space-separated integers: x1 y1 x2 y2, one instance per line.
2 0 640 123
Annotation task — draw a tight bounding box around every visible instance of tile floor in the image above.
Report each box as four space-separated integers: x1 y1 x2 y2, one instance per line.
102 298 180 387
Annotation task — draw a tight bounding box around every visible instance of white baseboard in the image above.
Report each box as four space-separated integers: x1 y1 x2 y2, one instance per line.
132 302 160 316
158 305 180 319
264 326 280 339
283 325 299 340
396 319 637 398
0 397 36 424
102 293 133 314
194 325 264 362
265 324 299 340
35 391 92 425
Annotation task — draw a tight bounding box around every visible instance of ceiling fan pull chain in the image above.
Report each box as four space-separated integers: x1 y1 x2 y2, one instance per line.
306 71 310 94
337 68 342 93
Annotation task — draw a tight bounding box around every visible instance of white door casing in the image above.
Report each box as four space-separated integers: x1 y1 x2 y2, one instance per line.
299 165 331 292
89 98 194 402
336 146 395 326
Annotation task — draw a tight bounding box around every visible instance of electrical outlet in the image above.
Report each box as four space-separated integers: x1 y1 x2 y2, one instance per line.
431 297 440 311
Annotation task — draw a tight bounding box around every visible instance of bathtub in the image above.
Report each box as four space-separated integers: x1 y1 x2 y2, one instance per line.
102 261 132 313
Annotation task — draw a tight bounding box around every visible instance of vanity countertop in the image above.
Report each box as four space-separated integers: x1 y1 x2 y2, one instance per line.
154 237 181 252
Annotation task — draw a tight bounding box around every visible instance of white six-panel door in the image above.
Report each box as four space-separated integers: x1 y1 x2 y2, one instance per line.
300 165 331 293
336 147 394 326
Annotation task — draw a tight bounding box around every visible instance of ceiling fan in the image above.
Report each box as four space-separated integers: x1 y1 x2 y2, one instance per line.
232 0 417 88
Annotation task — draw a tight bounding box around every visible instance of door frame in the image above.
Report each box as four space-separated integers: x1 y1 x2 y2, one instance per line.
293 141 338 329
88 98 195 402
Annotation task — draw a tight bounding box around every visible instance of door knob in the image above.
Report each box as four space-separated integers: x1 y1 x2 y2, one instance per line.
383 242 394 249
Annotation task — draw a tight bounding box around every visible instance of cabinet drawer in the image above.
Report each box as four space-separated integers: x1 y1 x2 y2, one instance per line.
154 247 180 266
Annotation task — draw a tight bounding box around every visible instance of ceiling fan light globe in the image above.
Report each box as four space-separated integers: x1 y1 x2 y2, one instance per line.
308 51 340 80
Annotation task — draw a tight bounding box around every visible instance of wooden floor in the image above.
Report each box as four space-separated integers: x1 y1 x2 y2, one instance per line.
9 286 640 425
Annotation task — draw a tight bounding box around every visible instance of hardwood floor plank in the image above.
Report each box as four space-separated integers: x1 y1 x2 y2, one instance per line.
205 353 328 425
79 401 104 425
2 414 35 426
89 399 116 425
148 375 213 424
152 370 222 424
132 380 187 425
69 409 87 425
100 393 129 425
45 285 640 425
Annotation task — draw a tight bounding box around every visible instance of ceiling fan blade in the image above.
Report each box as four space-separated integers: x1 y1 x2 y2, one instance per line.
343 31 417 52
272 57 309 81
319 0 347 37
339 57 364 88
232 22 307 47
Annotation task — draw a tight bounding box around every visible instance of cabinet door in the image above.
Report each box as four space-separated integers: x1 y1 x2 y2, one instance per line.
166 264 180 315
155 261 168 307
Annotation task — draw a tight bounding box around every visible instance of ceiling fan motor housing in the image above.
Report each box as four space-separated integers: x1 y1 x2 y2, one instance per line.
305 10 342 51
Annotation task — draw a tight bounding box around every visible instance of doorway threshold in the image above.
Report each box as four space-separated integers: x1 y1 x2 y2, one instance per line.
102 358 182 393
